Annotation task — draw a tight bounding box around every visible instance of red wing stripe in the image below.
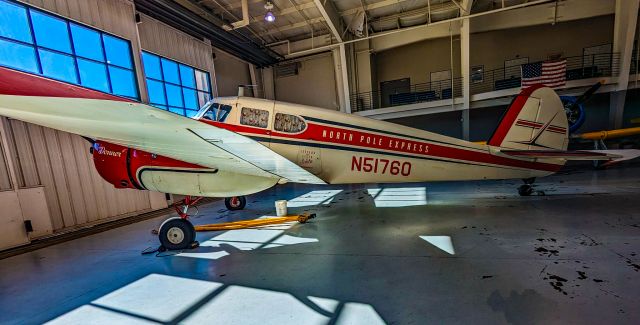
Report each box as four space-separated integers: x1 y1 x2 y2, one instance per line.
502 150 607 157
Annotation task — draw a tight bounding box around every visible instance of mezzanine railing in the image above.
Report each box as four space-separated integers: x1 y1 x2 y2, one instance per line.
350 53 620 112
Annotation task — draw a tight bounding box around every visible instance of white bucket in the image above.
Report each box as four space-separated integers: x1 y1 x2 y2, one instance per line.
275 200 288 217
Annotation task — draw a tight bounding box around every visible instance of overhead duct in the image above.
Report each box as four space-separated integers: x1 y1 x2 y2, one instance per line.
223 0 250 30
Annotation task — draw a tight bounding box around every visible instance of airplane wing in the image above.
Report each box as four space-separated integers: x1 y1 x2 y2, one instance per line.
500 149 640 162
0 69 325 185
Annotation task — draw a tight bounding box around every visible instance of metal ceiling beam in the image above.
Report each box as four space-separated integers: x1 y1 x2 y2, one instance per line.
176 0 267 43
282 0 613 58
341 0 456 17
260 17 325 36
313 0 345 41
370 0 613 52
134 0 281 66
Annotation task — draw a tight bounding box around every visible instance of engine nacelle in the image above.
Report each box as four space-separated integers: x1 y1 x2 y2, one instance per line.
91 141 279 196
92 142 135 189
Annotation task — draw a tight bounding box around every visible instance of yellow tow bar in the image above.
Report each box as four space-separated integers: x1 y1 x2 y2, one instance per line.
194 213 316 232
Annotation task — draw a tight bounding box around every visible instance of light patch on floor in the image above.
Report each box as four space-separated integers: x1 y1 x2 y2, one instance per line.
91 274 223 323
179 218 318 260
420 235 455 255
47 274 384 325
367 187 427 207
286 190 343 207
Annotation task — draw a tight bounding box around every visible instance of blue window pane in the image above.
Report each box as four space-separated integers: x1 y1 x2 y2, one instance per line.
0 39 38 73
161 59 180 84
185 109 199 118
165 84 183 107
182 88 197 109
147 79 166 105
152 104 168 110
31 10 72 53
103 35 132 68
142 52 162 80
70 24 103 61
39 49 77 83
0 0 32 43
168 106 185 116
109 66 137 98
77 59 108 92
179 64 195 88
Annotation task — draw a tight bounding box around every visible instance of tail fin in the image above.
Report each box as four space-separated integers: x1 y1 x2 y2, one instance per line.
488 85 568 150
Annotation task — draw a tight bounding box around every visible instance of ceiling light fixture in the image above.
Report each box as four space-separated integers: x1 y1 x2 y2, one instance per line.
264 2 275 23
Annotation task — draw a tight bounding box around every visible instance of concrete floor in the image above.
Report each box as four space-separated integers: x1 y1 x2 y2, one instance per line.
1 163 640 325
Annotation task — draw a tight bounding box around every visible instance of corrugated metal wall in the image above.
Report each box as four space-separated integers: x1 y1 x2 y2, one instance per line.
2 118 151 230
0 128 12 191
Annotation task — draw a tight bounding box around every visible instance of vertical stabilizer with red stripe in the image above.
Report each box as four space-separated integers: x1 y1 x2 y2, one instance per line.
487 85 568 151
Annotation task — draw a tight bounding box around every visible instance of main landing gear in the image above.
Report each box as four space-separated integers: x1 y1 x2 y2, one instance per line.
157 196 247 250
517 177 544 196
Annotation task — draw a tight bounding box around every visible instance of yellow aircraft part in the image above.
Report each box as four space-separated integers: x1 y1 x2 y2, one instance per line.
194 213 316 231
573 127 640 140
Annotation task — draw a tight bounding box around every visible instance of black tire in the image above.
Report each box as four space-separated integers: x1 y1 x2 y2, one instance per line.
225 196 246 210
159 218 196 250
518 184 533 196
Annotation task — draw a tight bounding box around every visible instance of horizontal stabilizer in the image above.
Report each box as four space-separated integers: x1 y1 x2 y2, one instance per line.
500 149 640 161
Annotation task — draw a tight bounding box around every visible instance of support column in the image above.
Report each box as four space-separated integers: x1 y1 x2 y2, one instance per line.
460 19 470 140
249 64 259 97
354 40 376 111
262 67 275 100
333 44 352 113
609 0 639 129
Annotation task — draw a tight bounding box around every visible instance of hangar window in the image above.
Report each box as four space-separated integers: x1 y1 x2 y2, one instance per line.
274 113 306 133
142 51 212 118
240 107 269 128
0 0 138 99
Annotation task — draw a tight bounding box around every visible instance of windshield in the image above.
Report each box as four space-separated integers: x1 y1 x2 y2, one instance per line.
197 100 232 122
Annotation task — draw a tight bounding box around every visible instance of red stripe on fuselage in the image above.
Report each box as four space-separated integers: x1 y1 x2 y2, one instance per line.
199 119 562 172
0 66 133 102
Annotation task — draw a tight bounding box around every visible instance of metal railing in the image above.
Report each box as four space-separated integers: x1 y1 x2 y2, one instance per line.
351 53 620 112
351 78 462 112
470 53 620 95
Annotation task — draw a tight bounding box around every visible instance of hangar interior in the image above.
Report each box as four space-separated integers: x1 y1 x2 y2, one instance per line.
0 0 639 324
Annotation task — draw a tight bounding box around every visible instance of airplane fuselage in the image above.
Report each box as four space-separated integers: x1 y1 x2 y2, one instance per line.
195 96 563 185
90 95 566 197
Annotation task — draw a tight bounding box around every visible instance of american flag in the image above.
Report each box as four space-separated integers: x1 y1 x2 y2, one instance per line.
521 59 567 89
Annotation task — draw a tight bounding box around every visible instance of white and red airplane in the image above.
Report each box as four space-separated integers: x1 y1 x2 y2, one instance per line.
0 66 638 249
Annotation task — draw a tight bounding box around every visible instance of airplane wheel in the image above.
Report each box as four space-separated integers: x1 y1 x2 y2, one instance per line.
518 184 534 196
159 217 195 250
225 196 246 210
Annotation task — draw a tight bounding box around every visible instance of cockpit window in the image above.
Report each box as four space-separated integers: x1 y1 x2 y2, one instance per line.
274 113 306 133
240 107 269 128
201 103 232 122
